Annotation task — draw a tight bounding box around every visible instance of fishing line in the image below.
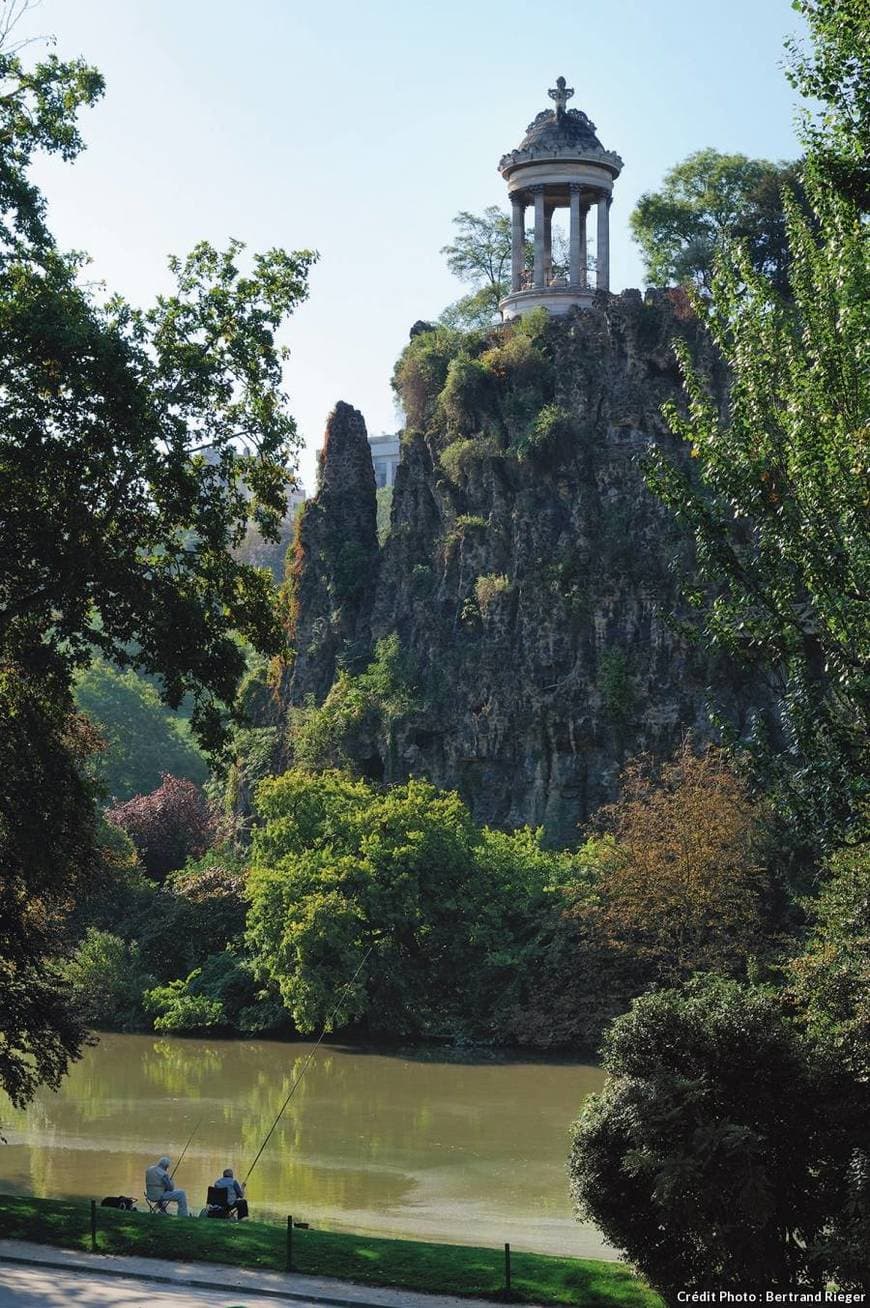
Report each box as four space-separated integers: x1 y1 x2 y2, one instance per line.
171 1116 202 1180
243 944 373 1187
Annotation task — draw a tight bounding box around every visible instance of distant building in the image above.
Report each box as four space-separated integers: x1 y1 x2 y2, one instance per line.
368 433 400 489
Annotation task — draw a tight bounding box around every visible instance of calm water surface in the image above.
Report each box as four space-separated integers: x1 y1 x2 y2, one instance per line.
0 1034 611 1258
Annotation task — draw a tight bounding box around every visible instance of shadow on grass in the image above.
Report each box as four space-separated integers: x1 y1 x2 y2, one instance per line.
0 1194 661 1307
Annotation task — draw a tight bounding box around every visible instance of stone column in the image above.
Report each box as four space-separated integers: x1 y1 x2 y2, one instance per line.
597 193 611 292
580 205 589 287
532 187 546 289
569 184 582 286
543 205 553 285
510 194 525 293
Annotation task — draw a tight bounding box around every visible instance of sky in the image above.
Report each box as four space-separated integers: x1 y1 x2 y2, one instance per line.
23 0 807 490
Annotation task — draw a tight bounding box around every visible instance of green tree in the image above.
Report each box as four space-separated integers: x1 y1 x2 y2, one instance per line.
63 929 154 1031
440 207 515 326
568 977 866 1295
645 175 868 847
629 149 804 292
789 844 870 1078
785 0 869 208
246 770 567 1038
0 28 314 1102
0 666 103 1104
74 659 207 801
439 207 570 329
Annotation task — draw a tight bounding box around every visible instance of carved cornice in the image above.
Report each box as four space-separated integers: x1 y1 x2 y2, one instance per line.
499 144 624 178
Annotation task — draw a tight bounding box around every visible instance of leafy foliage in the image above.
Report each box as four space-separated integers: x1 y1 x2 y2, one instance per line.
0 235 315 749
393 313 559 479
568 976 866 1293
290 634 419 772
0 664 101 1104
63 929 153 1031
0 26 314 1100
646 174 869 847
785 0 870 208
74 658 207 801
143 976 225 1033
788 843 870 1077
246 770 569 1038
439 207 517 328
107 774 213 881
629 149 806 292
587 743 767 983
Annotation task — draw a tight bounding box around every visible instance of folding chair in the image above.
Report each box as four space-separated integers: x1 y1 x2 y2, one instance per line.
205 1185 238 1220
144 1193 168 1214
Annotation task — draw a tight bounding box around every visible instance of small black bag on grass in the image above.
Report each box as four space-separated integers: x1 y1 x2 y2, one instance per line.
101 1196 135 1210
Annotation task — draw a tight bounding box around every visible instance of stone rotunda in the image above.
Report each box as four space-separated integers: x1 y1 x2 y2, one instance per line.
498 76 623 320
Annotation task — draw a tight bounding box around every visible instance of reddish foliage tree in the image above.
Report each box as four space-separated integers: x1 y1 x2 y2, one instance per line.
107 774 212 881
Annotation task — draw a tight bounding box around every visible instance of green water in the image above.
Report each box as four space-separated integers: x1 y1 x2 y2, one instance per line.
0 1033 611 1258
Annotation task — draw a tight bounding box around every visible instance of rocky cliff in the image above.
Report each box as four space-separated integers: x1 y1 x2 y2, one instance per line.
279 291 762 845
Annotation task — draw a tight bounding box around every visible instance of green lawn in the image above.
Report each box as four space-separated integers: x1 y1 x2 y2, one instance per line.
0 1194 661 1307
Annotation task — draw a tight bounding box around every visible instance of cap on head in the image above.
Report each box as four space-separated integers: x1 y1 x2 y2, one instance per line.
159 1156 171 1168
223 1168 233 1178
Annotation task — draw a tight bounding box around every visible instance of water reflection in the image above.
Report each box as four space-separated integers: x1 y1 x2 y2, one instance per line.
0 1034 610 1258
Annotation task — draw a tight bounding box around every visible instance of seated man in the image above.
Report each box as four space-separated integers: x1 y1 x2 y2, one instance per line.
212 1167 248 1220
145 1156 190 1217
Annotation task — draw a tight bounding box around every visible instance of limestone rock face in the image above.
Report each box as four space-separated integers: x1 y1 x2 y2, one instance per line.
281 295 763 844
285 400 378 704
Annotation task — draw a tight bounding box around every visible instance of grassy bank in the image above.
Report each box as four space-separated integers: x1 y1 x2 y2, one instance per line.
0 1195 660 1307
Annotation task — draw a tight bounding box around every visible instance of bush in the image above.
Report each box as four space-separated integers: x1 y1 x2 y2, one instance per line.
568 976 867 1294
63 929 153 1030
789 844 870 1078
439 356 494 436
597 647 635 722
474 573 511 611
290 634 418 772
74 659 207 802
590 742 767 983
131 854 247 982
391 326 471 429
438 435 502 483
515 403 576 462
143 978 224 1033
247 772 573 1039
107 774 213 881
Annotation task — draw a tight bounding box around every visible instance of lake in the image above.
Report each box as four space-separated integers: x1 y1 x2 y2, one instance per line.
0 1033 611 1258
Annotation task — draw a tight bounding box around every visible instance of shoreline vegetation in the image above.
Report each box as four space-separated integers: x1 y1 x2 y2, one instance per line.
0 1195 661 1307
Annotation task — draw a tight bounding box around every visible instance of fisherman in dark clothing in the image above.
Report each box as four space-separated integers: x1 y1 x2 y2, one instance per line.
212 1167 249 1219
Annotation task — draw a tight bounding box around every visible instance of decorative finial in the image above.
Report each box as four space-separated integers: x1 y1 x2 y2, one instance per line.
548 75 574 120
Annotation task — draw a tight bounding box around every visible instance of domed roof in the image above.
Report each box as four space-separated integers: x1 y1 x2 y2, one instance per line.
518 106 603 154
498 77 623 180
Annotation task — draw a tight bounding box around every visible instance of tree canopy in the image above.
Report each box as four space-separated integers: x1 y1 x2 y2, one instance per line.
438 207 569 329
785 0 869 209
568 976 867 1294
629 149 805 292
74 659 207 802
246 769 568 1037
645 172 868 847
0 24 315 1103
587 742 767 983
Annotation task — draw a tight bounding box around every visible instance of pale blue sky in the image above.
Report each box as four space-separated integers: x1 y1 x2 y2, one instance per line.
25 0 806 488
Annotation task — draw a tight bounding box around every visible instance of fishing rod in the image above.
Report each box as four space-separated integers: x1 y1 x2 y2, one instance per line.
171 1116 202 1181
243 945 373 1188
